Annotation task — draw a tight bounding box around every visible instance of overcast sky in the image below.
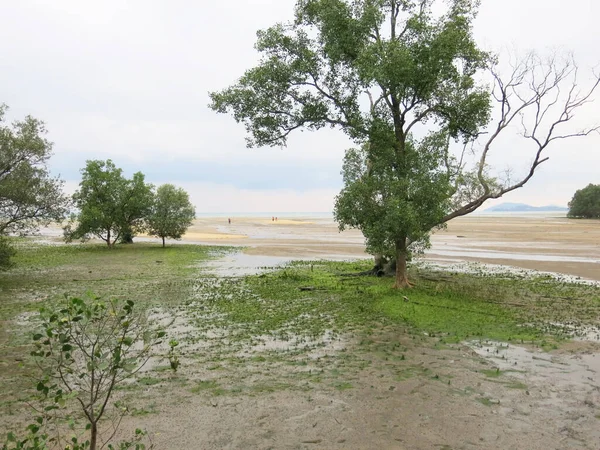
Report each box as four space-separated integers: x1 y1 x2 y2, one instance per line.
1 0 598 212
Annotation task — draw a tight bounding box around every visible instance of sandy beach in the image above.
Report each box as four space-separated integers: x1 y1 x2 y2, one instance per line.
146 214 600 281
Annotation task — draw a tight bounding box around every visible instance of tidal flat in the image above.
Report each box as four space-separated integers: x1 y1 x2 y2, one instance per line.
2 226 600 448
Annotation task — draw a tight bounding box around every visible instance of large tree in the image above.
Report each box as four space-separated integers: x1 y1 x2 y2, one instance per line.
568 184 600 219
0 104 69 267
0 104 69 235
147 183 196 247
65 160 153 247
210 0 600 288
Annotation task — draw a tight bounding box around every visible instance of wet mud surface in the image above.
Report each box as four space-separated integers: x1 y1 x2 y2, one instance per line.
110 254 600 449
19 216 600 448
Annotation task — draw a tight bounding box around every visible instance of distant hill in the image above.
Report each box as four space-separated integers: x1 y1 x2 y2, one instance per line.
484 202 568 212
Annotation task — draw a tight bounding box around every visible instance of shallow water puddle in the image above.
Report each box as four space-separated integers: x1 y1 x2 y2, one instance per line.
416 260 600 285
201 251 361 277
236 329 346 358
427 247 600 263
467 340 600 391
549 323 600 342
201 253 294 276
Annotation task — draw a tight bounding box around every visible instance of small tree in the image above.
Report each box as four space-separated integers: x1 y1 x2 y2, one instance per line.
0 237 17 270
568 184 600 219
3 294 167 450
147 184 196 248
0 104 69 265
66 160 153 247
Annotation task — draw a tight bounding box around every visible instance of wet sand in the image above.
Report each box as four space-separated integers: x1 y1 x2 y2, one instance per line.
25 215 600 449
169 214 600 281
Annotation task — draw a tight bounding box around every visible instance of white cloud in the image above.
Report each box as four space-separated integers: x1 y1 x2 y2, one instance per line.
177 182 337 213
2 0 599 210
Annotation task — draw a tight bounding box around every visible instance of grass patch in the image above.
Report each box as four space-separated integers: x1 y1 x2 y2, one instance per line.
190 380 219 393
224 260 600 347
137 377 162 386
481 368 502 378
0 240 229 415
3 241 600 423
332 381 353 391
476 397 499 407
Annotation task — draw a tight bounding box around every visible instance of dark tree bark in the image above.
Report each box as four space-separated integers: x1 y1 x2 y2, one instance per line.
90 422 98 450
120 230 134 244
393 240 413 289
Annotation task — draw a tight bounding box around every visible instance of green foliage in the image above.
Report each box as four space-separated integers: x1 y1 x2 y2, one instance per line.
209 0 491 284
2 426 150 450
568 183 600 219
0 104 69 237
0 237 16 270
146 184 196 247
210 0 489 147
0 104 69 269
65 160 154 247
2 294 166 450
334 131 452 259
236 260 600 344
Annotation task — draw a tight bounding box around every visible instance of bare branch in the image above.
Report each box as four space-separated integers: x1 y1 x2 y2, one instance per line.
441 52 600 224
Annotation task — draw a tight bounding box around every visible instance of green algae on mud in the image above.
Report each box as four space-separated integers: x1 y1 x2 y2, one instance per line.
2 243 600 431
237 260 600 346
0 240 230 417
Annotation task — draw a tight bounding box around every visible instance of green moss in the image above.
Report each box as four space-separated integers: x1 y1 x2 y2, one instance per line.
3 243 600 417
476 397 498 407
225 260 600 346
137 377 162 386
481 369 502 378
191 380 219 393
332 381 353 391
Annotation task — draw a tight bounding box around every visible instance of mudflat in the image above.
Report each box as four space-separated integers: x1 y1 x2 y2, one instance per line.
15 215 598 450
169 214 600 281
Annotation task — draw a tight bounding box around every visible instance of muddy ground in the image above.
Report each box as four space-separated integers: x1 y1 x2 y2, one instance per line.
11 215 600 449
115 323 600 450
134 214 598 282
114 257 600 450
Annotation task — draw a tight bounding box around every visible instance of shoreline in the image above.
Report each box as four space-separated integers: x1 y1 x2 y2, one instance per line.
36 214 600 281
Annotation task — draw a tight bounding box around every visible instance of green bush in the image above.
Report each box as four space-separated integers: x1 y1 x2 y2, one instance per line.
0 237 16 270
568 183 600 218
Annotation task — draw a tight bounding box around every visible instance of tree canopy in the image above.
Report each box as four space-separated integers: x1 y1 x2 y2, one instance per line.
568 184 600 219
65 160 154 247
0 104 69 235
209 0 600 288
0 104 69 268
335 132 453 260
147 184 196 247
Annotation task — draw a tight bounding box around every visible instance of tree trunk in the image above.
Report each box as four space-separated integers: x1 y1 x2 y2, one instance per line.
162 236 165 248
106 230 111 247
392 241 412 289
372 255 396 277
90 421 98 450
120 230 134 244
